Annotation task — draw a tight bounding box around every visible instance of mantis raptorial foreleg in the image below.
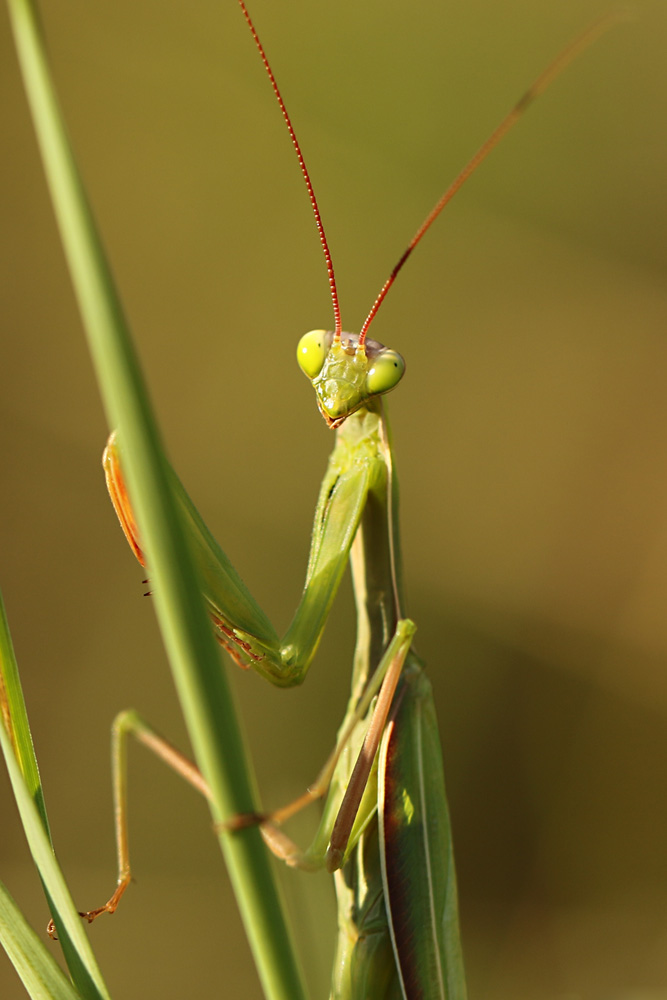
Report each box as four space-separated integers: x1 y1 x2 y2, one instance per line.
232 617 416 872
104 409 383 686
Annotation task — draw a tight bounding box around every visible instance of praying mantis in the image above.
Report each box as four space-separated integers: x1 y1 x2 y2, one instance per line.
4 0 667 994
73 3 622 997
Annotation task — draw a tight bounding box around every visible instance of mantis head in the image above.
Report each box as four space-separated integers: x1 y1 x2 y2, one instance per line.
297 329 405 428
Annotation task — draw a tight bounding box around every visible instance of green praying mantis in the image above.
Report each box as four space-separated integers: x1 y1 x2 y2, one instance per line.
79 4 621 998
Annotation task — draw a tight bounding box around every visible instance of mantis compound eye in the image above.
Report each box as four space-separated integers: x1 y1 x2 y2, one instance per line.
366 349 405 396
297 329 328 380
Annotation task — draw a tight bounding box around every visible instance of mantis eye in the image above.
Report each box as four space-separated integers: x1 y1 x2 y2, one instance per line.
366 349 406 396
297 329 328 379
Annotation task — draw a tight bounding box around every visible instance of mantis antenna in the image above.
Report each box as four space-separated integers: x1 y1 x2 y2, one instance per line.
238 1 623 348
237 0 342 342
357 10 625 345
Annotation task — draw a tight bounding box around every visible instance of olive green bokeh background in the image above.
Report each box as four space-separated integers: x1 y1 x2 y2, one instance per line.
2 1 667 997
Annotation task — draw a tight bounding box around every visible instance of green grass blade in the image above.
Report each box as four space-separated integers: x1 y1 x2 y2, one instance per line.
6 2 307 998
0 879 83 1000
0 592 112 999
0 721 111 1000
0 591 50 837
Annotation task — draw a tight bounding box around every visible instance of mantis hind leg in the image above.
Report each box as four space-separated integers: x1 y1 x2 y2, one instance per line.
75 709 211 926
80 620 415 919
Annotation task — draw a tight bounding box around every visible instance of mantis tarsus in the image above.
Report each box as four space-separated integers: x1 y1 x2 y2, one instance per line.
86 4 620 997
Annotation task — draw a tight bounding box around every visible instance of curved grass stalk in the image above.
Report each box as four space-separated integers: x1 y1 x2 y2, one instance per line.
5 2 307 998
0 591 111 999
0 879 83 1000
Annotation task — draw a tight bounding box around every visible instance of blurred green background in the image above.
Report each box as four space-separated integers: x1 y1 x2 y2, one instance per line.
2 0 667 997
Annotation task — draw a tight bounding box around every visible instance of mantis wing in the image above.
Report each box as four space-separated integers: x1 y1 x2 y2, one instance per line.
379 664 467 1000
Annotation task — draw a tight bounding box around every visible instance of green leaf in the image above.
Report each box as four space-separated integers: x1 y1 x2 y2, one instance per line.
0 879 82 1000
0 721 112 1000
0 591 111 999
0 591 50 838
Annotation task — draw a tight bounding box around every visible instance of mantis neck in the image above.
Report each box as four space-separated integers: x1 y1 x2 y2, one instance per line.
338 400 405 703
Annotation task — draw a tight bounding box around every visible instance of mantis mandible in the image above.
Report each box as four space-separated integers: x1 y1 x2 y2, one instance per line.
88 4 619 997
